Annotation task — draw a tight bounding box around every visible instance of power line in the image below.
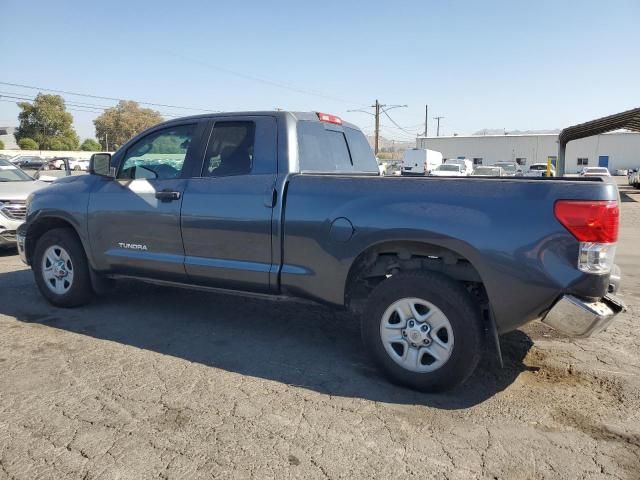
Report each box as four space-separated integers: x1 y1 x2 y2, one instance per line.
0 91 182 118
0 97 109 116
0 81 220 113
382 109 419 136
348 100 408 154
379 124 417 141
163 50 369 108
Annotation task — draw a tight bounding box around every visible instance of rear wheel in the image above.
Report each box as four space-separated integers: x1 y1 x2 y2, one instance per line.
361 271 483 392
33 228 94 307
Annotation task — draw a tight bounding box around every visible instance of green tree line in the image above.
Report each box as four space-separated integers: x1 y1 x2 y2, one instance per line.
14 94 163 152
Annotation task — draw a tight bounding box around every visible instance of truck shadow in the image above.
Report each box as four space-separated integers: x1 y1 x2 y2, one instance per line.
620 189 639 203
1 269 533 410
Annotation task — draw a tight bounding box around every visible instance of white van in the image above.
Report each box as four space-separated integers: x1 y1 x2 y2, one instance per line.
445 158 473 176
401 148 443 176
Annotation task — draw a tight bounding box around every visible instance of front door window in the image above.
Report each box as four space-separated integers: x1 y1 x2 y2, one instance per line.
118 124 196 180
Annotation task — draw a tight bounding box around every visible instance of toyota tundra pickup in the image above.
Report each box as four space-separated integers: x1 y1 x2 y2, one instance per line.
17 111 625 391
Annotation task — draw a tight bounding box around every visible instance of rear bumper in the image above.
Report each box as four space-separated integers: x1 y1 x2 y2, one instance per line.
542 293 626 337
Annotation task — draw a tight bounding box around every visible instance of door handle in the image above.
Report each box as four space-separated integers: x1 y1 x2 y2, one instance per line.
155 190 181 202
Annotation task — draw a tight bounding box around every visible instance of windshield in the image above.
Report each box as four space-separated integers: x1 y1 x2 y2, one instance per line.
494 163 516 172
438 164 461 171
0 160 33 182
587 168 609 173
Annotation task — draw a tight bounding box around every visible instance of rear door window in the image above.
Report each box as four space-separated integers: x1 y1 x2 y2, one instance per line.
202 121 256 177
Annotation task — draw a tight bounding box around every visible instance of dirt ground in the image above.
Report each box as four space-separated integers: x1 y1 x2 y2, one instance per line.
0 179 639 480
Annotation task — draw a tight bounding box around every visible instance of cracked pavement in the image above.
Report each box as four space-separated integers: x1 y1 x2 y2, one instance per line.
0 178 639 479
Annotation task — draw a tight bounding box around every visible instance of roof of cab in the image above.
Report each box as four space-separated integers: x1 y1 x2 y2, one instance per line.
155 111 360 130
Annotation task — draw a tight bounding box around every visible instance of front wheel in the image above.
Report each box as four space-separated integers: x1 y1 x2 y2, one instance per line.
361 271 483 392
33 228 94 307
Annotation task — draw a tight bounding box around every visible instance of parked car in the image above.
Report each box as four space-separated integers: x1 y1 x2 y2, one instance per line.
524 163 556 177
69 158 90 171
492 162 521 176
580 167 611 177
444 158 473 175
471 166 504 177
401 148 443 176
10 155 46 169
17 110 626 392
629 168 640 189
48 157 75 170
0 159 47 247
429 164 466 176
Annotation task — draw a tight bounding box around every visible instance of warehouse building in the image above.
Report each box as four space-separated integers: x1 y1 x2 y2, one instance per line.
416 130 640 174
0 127 18 149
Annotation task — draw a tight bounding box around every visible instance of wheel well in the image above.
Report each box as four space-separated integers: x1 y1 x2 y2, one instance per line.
345 241 488 314
25 217 80 264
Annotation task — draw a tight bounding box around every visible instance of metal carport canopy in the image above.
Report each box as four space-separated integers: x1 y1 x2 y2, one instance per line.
557 107 640 175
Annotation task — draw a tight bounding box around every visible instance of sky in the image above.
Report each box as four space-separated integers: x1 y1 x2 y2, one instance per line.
1 0 638 142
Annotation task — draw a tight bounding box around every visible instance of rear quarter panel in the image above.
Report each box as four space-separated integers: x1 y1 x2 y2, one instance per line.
281 175 619 333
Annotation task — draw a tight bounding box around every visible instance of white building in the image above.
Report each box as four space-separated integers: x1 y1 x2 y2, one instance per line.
416 131 640 174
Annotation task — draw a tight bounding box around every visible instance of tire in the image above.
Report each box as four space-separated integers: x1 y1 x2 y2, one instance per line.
33 228 94 307
361 271 483 392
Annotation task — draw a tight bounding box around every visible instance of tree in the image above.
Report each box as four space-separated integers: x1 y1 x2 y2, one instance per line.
81 138 101 151
18 138 39 150
15 94 79 150
0 140 4 150
94 101 163 150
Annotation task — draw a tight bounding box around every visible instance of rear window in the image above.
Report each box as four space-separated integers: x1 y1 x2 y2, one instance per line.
297 121 378 174
494 163 516 171
473 167 498 175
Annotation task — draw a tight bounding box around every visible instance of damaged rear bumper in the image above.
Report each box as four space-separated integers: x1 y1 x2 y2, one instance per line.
542 294 626 338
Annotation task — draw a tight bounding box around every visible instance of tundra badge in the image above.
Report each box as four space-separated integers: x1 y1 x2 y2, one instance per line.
118 242 148 251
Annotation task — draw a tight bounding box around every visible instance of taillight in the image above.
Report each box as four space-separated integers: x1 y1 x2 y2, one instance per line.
316 112 343 125
554 200 619 243
554 200 619 275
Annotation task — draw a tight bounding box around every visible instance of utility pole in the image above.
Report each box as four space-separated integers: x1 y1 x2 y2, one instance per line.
374 99 381 155
424 104 428 137
433 116 444 136
347 101 407 155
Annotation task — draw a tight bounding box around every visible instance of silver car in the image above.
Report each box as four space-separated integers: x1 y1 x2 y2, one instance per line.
0 159 48 247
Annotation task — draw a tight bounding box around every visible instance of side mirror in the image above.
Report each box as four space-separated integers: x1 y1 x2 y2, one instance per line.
89 153 115 177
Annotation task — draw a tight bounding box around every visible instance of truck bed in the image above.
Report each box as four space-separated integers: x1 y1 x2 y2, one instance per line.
281 174 618 333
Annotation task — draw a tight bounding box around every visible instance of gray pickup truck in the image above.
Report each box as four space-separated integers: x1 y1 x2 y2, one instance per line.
17 111 625 391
